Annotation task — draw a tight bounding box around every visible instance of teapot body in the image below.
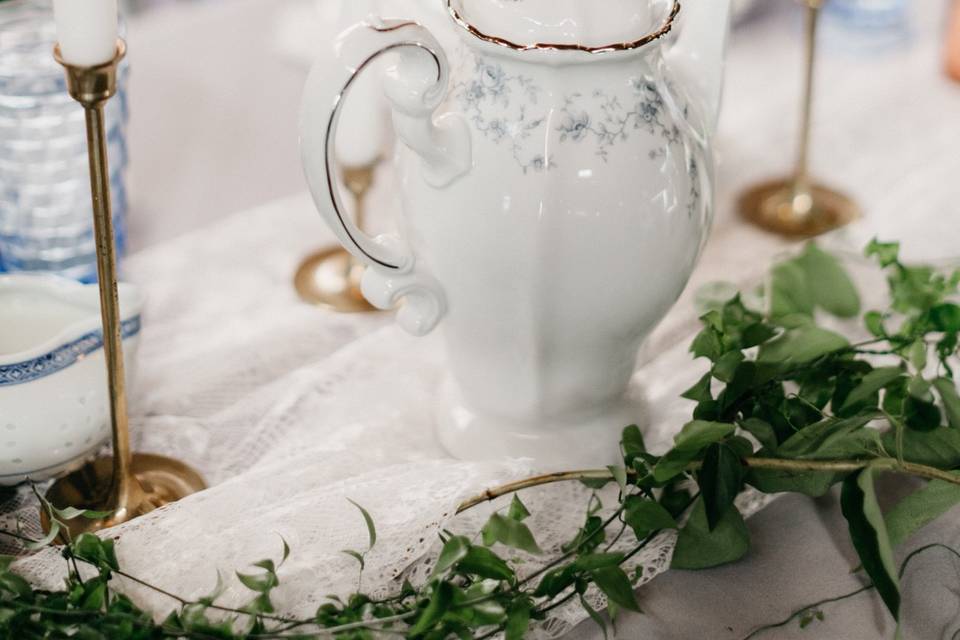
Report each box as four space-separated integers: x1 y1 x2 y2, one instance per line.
389 45 712 463
300 4 728 466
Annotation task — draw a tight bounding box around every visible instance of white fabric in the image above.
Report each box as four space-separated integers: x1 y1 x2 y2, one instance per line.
10 188 776 637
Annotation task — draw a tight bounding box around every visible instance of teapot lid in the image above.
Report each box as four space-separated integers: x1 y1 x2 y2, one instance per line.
446 0 679 53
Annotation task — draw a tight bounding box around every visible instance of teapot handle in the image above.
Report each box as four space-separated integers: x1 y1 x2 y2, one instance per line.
300 19 467 335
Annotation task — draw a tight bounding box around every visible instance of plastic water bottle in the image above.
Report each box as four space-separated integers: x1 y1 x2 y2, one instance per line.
0 0 129 282
822 0 911 52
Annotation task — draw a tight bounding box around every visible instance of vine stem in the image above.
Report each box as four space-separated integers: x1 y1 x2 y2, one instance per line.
738 457 960 486
456 457 960 513
456 470 616 513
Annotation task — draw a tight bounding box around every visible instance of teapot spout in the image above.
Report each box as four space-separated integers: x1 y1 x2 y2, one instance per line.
664 0 733 135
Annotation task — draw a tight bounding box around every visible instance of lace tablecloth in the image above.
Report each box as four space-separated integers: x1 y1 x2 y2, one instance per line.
7 184 778 636
5 1 960 638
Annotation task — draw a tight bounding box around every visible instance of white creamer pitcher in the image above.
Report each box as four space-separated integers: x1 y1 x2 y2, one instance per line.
300 0 732 467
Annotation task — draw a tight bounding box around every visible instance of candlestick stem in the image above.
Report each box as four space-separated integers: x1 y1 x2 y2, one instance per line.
737 0 860 237
43 41 205 538
795 1 819 187
83 96 141 520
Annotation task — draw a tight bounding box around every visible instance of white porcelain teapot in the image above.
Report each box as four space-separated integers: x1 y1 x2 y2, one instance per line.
300 0 732 467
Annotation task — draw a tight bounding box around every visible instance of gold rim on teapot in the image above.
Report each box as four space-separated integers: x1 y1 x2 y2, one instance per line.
445 0 681 54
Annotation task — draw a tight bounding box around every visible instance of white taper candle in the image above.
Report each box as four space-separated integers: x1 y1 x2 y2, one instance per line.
52 0 119 67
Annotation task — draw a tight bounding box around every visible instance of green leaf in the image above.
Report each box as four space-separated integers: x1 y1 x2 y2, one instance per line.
770 260 815 320
717 361 770 412
253 559 276 574
580 477 613 490
653 421 736 482
883 377 908 415
930 303 960 332
579 593 609 640
681 373 713 403
653 450 702 484
904 395 941 432
457 546 515 583
0 571 31 599
889 426 960 469
591 566 641 612
621 424 646 458
700 308 724 332
712 351 745 383
864 311 886 337
623 496 677 539
432 535 469 577
776 413 878 459
908 341 928 370
739 418 778 451
840 467 900 621
26 521 60 551
507 494 531 522
236 570 276 593
747 466 838 498
80 580 106 609
840 367 903 412
674 420 737 450
409 581 453 635
562 515 606 554
798 243 861 318
534 565 578 598
505 600 531 640
341 549 364 570
481 513 542 555
865 239 900 268
347 499 376 551
698 443 745 531
758 326 849 365
54 506 112 521
671 497 750 570
741 322 777 348
885 475 960 548
660 485 693 519
691 327 723 362
933 378 960 429
607 465 628 493
73 534 119 572
694 281 739 314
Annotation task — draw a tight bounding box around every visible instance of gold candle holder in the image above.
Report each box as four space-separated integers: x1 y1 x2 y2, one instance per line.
42 40 206 538
739 0 861 237
294 162 379 312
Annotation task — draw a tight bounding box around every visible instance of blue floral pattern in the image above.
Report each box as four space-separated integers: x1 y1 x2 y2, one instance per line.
452 54 552 174
0 317 141 387
557 78 682 162
450 56 704 217
557 77 703 218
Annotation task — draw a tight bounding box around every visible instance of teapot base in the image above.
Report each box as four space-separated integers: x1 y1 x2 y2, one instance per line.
435 379 646 470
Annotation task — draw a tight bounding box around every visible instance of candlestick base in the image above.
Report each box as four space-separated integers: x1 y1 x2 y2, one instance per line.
738 177 860 238
294 246 378 313
42 454 206 538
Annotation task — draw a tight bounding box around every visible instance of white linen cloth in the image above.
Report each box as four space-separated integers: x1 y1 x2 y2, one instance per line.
10 186 776 636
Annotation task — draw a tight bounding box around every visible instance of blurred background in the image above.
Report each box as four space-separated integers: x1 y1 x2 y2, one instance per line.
1 0 958 277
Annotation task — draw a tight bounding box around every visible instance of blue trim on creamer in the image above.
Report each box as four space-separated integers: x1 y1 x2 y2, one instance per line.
0 316 141 387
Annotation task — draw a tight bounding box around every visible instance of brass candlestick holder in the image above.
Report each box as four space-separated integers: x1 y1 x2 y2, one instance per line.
739 0 861 237
42 40 206 538
294 163 379 312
